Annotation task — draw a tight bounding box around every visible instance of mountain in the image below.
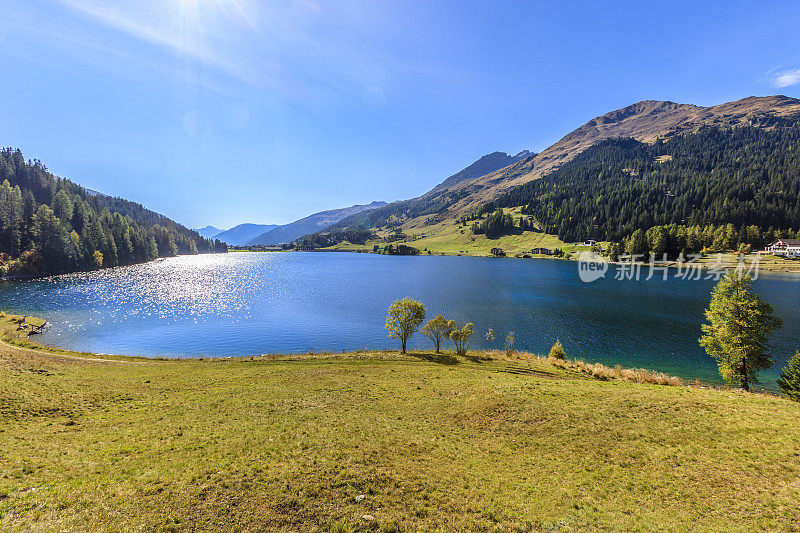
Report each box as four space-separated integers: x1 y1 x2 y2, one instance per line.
0 147 224 277
326 151 536 232
249 202 387 245
333 95 800 232
214 224 279 246
194 225 223 239
444 95 800 210
431 150 534 192
492 125 800 245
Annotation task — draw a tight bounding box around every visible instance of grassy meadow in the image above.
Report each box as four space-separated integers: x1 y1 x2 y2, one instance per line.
322 207 800 273
323 209 587 258
1 315 800 531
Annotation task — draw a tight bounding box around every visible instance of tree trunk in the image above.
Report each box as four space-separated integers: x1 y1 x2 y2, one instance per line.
401 338 406 354
738 359 749 391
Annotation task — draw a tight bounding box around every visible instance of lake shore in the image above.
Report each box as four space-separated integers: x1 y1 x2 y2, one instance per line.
315 243 800 273
2 313 799 530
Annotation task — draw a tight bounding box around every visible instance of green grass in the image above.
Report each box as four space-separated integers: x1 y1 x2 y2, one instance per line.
1 317 800 531
323 209 571 257
318 205 800 273
320 207 616 260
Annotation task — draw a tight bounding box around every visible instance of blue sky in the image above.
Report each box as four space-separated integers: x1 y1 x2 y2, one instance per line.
1 0 800 228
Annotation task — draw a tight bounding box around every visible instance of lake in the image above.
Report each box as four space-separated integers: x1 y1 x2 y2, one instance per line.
1 252 798 389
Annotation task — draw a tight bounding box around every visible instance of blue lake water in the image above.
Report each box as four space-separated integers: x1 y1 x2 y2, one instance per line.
1 251 798 390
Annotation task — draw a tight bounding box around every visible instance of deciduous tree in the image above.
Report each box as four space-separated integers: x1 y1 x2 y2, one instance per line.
421 315 453 354
386 298 426 354
449 322 474 356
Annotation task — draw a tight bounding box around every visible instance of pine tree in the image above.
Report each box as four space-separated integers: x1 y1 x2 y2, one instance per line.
699 272 783 391
777 351 800 402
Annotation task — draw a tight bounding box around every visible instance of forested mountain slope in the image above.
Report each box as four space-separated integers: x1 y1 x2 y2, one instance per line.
334 96 800 235
0 148 225 277
491 125 800 245
446 95 800 210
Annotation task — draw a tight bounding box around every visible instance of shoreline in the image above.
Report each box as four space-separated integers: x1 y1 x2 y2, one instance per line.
308 246 800 274
1 312 782 396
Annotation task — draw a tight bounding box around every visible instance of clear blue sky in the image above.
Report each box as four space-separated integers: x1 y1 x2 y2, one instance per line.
1 0 800 228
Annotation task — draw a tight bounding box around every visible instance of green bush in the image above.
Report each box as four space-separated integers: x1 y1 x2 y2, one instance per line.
549 340 565 360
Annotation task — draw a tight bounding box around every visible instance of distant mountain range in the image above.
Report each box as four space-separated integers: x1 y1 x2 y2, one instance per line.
211 224 279 246
197 201 387 246
248 202 387 245
194 225 224 239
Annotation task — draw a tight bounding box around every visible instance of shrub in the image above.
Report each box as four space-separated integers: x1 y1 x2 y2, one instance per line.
504 332 515 357
549 340 565 360
777 351 800 402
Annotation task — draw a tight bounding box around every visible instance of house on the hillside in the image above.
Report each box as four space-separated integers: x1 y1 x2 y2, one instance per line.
583 239 597 246
531 247 552 255
765 239 800 258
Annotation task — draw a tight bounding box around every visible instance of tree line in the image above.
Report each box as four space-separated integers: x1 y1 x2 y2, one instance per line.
470 208 538 238
0 148 226 277
296 228 375 249
604 222 797 261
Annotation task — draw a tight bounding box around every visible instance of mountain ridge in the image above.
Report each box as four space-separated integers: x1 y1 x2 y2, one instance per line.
431 150 535 192
194 225 223 239
214 224 279 246
446 95 800 209
332 95 800 234
248 201 387 245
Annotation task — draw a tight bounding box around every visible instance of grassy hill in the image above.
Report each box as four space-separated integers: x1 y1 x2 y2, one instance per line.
324 208 599 258
2 315 799 531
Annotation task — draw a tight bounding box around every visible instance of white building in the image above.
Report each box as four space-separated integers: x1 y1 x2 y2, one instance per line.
765 239 800 258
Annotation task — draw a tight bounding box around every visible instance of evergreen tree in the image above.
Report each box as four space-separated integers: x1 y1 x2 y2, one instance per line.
699 272 783 391
0 147 223 276
777 352 800 402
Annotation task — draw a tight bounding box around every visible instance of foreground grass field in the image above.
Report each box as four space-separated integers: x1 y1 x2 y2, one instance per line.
2 317 800 531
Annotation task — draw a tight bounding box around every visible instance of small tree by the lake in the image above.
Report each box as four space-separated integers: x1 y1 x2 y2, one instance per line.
421 315 454 354
699 271 782 391
504 331 515 357
549 340 565 360
777 351 800 402
450 322 474 356
385 298 426 354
